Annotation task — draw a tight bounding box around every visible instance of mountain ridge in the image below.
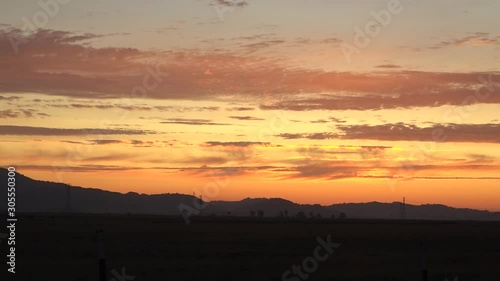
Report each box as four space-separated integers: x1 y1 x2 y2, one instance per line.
1 168 499 220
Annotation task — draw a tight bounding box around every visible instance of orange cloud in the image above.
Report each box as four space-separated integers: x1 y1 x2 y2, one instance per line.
2 27 498 112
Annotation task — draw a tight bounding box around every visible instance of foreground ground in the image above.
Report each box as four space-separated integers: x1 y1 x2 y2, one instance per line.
3 215 500 281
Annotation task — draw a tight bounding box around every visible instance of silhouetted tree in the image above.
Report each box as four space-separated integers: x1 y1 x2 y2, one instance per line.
331 214 336 219
309 212 314 218
258 210 264 218
316 213 322 219
279 211 284 218
296 211 306 219
227 211 231 216
250 210 255 217
284 210 288 217
340 212 347 219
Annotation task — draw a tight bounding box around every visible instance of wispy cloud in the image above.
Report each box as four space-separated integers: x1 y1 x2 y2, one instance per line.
0 125 156 136
0 109 49 119
430 32 500 49
0 95 20 101
1 27 499 112
228 116 265 121
203 141 270 147
279 123 500 143
160 118 232 126
375 64 401 69
227 107 255 111
214 0 248 8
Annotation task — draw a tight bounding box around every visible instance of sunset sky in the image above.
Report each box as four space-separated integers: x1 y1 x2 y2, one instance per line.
0 0 499 211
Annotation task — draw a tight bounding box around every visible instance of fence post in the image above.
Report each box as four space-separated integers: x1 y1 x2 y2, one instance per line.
97 229 107 281
421 243 428 281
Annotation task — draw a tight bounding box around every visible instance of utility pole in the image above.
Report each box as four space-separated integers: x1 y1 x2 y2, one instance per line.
402 197 406 220
400 197 407 220
421 243 428 281
96 229 107 281
66 186 71 213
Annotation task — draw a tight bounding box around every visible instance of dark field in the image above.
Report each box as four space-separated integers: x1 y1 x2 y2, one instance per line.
5 215 500 281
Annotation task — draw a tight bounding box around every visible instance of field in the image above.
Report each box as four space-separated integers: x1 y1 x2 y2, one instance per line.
5 215 500 281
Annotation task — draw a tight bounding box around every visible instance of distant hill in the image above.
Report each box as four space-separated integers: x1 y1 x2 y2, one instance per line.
1 168 499 221
204 199 500 221
0 168 194 215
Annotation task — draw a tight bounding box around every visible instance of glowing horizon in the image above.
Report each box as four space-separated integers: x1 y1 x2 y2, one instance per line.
0 0 499 211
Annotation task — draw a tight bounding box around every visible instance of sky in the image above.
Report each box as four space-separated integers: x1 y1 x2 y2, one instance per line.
0 0 499 211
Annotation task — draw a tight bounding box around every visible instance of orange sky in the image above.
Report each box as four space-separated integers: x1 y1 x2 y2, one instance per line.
0 0 499 211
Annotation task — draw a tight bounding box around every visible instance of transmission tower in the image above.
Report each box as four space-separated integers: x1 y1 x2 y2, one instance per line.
400 197 407 220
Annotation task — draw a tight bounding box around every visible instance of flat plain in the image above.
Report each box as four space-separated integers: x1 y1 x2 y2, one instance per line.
6 215 500 281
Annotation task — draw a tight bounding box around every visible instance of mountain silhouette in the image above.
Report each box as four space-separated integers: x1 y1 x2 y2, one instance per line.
1 168 499 220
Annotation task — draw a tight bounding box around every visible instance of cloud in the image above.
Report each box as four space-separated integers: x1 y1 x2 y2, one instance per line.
261 72 500 111
232 34 341 52
228 116 265 121
227 107 255 111
296 145 390 160
181 165 276 177
309 117 345 124
1 27 499 112
203 141 270 147
0 109 49 119
0 95 20 101
310 119 329 124
233 33 277 41
129 140 155 147
214 0 248 8
15 164 141 172
39 102 220 113
15 163 499 180
278 157 500 180
160 118 232 125
88 139 123 145
58 139 173 147
242 39 286 52
292 37 342 46
330 117 346 123
0 125 156 136
178 156 229 165
288 163 358 180
431 33 499 49
153 27 179 34
280 132 337 140
375 64 401 69
154 106 220 112
319 37 342 44
0 110 20 119
16 164 281 177
196 141 274 164
465 153 497 163
405 176 500 180
278 123 500 143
